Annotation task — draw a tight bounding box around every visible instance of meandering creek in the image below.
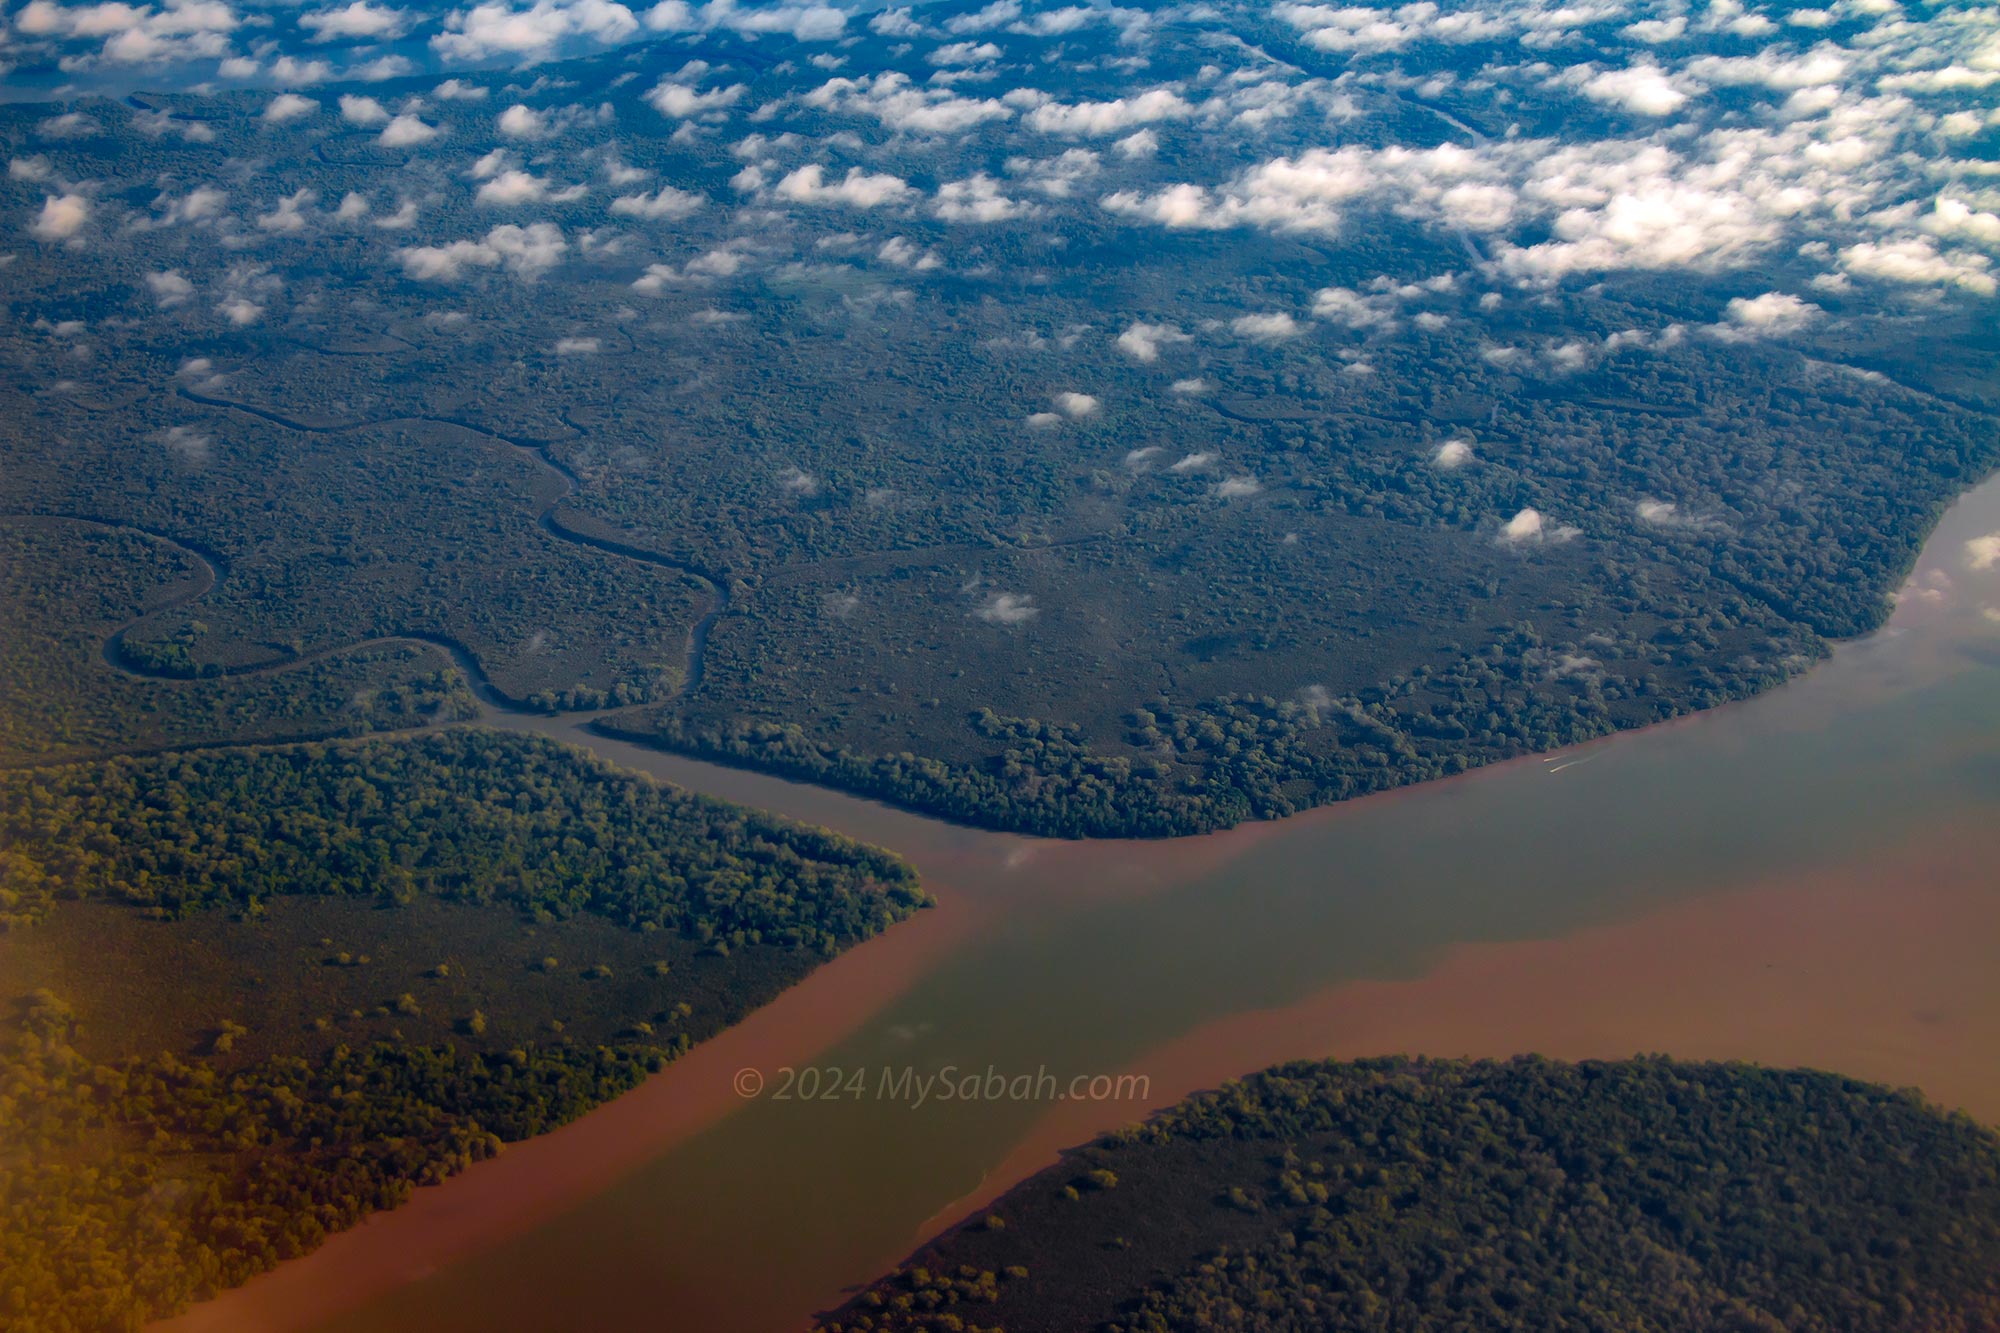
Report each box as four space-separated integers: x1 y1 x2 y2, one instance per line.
163 475 2000 1333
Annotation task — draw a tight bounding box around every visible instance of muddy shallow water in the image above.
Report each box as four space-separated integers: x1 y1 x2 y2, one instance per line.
163 475 2000 1333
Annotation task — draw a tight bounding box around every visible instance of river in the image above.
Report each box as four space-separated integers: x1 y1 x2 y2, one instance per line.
164 473 2000 1333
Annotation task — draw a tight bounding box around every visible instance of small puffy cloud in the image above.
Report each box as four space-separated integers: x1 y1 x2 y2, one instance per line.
934 174 1033 222
1432 438 1473 470
339 94 391 125
1719 291 1821 336
973 592 1038 625
433 0 641 62
399 222 569 281
36 112 100 140
1232 311 1301 342
778 466 819 495
1053 391 1099 418
1966 534 2000 573
804 71 1012 133
1116 320 1187 362
1170 377 1211 395
1923 198 2000 248
554 336 600 354
435 79 490 100
648 80 744 117
1498 508 1581 545
269 56 335 85
1169 451 1214 473
1114 129 1158 159
1213 475 1261 498
775 164 915 208
1025 411 1063 428
257 189 317 233
301 1 411 41
263 93 320 123
1578 63 1692 116
476 169 555 205
154 187 228 227
609 186 704 219
380 115 442 147
146 270 195 307
498 103 549 137
1024 88 1194 136
877 235 941 270
1840 238 1996 296
218 297 265 325
929 39 1000 64
30 194 89 242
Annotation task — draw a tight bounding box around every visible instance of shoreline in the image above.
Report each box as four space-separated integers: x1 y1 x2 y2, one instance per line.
909 814 2000 1265
150 475 2000 1332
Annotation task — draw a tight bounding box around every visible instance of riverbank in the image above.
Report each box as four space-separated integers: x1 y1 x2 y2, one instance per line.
160 473 2000 1333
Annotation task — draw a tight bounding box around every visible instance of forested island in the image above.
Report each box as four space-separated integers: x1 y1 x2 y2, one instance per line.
0 730 924 1331
820 1057 2000 1332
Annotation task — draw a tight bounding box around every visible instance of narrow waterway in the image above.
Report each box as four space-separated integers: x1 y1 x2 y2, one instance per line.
168 475 2000 1333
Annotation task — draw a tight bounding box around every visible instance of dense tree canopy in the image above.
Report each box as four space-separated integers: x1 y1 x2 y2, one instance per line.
823 1057 2000 1332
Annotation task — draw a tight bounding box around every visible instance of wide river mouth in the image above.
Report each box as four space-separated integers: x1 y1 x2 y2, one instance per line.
167 474 2000 1333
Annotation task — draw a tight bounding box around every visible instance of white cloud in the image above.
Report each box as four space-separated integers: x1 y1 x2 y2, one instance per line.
1169 451 1214 473
1232 311 1301 341
433 0 641 62
1499 507 1581 545
1577 63 1691 116
972 592 1038 625
146 270 194 307
1170 377 1211 395
803 72 1013 133
379 115 442 147
929 40 1000 65
609 186 704 219
1840 238 1996 295
554 336 600 354
934 174 1034 222
498 103 549 137
1719 290 1821 335
1432 438 1473 469
263 93 320 123
648 79 745 117
30 194 88 242
1053 391 1099 418
301 1 410 41
257 189 316 233
775 164 916 208
1925 197 2000 248
1116 321 1188 361
339 93 391 125
399 222 569 281
1024 88 1194 136
877 235 942 269
1213 475 1261 498
476 170 555 205
1966 534 2000 573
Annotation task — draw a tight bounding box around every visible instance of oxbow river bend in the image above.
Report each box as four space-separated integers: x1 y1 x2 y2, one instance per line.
166 475 2000 1333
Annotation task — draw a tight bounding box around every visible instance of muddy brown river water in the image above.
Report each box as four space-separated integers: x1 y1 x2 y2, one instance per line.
162 475 2000 1333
